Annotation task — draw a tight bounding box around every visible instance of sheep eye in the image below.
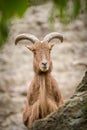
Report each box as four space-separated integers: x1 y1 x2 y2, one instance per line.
33 50 36 54
49 48 52 51
49 48 51 53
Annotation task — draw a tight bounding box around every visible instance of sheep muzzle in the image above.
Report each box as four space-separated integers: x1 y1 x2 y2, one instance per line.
39 61 49 72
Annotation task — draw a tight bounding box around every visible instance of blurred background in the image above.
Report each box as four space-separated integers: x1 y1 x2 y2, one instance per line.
0 0 87 130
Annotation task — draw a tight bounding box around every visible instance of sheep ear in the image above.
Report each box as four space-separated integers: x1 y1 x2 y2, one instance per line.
48 43 56 50
25 45 35 51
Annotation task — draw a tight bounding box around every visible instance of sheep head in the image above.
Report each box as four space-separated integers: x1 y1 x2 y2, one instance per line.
15 32 63 74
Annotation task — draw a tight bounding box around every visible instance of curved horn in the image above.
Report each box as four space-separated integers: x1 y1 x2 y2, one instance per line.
15 34 40 45
43 32 63 43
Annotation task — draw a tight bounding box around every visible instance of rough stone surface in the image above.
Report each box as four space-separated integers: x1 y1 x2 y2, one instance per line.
0 2 87 130
29 71 87 130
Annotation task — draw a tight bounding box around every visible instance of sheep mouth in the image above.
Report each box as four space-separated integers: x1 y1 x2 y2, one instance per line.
40 66 49 72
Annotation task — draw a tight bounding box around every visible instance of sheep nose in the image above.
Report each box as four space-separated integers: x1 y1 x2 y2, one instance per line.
42 62 47 67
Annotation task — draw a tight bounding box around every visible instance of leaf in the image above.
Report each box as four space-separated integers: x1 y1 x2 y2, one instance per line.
72 0 81 19
0 0 28 21
0 0 28 46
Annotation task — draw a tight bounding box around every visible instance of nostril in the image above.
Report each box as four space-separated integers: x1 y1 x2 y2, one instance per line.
42 62 47 66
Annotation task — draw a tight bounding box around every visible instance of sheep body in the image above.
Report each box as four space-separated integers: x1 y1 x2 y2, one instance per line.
23 74 63 127
15 32 64 128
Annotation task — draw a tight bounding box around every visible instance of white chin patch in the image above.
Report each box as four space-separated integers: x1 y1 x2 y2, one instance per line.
40 67 48 72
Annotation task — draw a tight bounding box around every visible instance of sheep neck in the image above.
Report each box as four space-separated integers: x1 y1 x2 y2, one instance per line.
35 73 51 117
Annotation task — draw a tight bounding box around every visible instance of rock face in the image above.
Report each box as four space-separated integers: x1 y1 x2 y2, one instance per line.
0 2 87 130
30 71 87 130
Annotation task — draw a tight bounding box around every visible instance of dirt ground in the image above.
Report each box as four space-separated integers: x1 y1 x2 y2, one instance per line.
0 2 87 130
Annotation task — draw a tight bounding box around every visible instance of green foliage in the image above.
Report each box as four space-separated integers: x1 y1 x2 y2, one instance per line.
0 0 28 20
0 0 87 47
73 0 81 18
0 22 9 46
0 0 28 46
49 0 87 24
29 0 49 5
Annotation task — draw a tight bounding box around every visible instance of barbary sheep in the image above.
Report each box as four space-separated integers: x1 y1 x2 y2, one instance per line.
15 32 64 128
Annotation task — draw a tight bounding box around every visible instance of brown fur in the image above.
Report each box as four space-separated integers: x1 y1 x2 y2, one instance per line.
23 42 63 128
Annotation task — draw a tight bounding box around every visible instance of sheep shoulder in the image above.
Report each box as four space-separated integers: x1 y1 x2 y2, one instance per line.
47 75 63 106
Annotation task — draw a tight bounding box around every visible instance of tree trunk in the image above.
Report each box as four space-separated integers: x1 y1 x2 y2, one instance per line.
29 71 87 130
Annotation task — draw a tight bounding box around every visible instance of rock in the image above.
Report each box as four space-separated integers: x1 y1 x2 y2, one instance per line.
29 71 87 130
